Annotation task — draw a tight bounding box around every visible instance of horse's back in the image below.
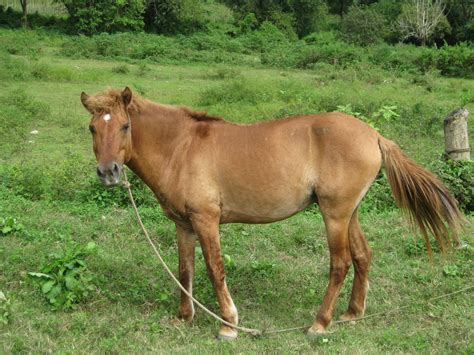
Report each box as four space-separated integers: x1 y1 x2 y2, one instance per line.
207 113 382 223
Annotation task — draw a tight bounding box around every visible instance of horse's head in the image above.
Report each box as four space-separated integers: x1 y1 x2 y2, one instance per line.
81 87 133 187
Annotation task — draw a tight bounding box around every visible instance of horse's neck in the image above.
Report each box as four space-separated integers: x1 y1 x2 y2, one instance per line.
126 103 190 191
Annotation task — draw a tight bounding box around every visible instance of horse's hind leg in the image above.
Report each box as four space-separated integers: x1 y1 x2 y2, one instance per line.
340 209 372 321
308 199 353 335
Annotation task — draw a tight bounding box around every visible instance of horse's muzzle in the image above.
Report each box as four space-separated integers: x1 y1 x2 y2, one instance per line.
97 161 122 187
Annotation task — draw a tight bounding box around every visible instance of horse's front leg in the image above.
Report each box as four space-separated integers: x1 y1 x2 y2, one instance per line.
176 224 197 322
190 211 238 340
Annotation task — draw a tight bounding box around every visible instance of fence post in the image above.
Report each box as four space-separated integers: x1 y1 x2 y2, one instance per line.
444 108 470 161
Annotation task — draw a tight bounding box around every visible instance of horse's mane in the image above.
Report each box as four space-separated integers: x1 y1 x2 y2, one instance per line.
180 107 224 123
84 88 144 113
86 88 225 124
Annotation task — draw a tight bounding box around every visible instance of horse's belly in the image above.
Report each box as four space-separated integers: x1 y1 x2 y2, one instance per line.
219 184 314 224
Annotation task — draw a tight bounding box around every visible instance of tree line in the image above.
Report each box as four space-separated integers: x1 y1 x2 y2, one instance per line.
10 0 474 45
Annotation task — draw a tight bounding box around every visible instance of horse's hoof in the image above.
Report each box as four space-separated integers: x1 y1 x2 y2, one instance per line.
306 325 329 342
217 327 238 341
177 314 194 323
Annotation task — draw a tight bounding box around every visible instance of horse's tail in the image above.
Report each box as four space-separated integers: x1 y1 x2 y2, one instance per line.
378 136 463 254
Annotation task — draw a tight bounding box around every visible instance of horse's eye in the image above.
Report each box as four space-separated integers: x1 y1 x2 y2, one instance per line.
89 125 96 134
122 123 130 132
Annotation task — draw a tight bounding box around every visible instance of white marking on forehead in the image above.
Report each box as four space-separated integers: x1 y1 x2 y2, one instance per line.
103 113 111 122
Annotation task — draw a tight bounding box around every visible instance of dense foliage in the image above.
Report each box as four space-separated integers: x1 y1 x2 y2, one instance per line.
58 0 146 35
1 0 472 45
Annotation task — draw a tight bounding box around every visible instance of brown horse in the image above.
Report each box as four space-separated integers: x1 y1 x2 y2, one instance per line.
81 87 463 340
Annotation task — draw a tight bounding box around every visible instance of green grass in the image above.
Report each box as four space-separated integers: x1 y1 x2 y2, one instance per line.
0 28 473 353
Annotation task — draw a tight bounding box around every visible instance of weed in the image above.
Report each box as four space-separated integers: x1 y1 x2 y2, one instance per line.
373 105 400 123
136 62 149 76
336 103 379 130
250 260 277 278
28 242 97 310
0 216 24 236
112 64 129 74
442 264 460 277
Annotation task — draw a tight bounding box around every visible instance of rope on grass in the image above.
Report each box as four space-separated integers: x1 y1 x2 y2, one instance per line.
121 169 474 337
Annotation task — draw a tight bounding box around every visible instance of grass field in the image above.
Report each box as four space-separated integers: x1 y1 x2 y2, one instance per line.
0 28 473 353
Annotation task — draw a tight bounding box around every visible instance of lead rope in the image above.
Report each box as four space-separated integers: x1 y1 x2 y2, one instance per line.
121 170 474 337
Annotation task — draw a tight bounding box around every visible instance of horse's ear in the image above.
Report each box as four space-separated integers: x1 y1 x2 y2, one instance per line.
121 87 132 107
80 92 93 113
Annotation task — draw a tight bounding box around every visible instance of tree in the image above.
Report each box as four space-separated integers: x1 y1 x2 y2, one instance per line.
398 0 448 46
341 5 388 46
19 0 27 28
58 0 146 35
326 0 353 18
291 0 327 38
444 0 474 43
144 0 206 34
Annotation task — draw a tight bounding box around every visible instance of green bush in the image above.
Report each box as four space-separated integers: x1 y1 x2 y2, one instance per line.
199 78 277 106
144 0 206 34
341 5 388 46
435 43 474 78
112 64 129 74
241 21 290 53
59 0 146 35
296 40 362 69
430 160 474 213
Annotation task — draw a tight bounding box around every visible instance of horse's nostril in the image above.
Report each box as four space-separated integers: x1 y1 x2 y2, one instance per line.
97 167 105 177
113 163 119 172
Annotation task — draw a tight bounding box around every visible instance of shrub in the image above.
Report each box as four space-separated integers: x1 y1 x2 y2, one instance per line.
430 160 474 213
341 5 388 46
361 172 396 213
199 78 277 106
296 40 362 69
435 43 474 78
241 21 290 53
59 0 146 35
144 0 206 35
112 64 129 74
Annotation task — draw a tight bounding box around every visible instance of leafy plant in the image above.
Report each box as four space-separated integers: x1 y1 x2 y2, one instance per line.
251 260 276 278
442 264 459 277
373 105 400 122
336 104 379 131
431 160 473 212
28 242 97 310
0 217 24 236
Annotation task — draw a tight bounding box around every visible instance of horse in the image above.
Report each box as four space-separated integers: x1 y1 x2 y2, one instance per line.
81 87 463 340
